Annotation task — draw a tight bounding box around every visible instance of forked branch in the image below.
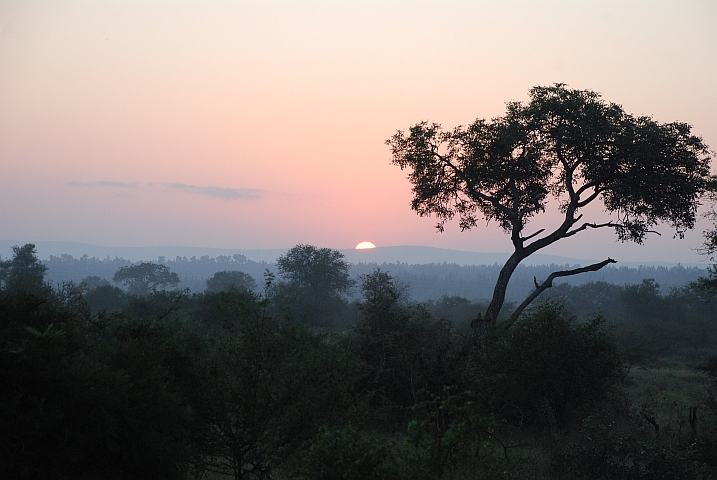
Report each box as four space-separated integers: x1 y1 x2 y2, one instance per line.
504 258 617 328
521 228 545 242
564 221 617 238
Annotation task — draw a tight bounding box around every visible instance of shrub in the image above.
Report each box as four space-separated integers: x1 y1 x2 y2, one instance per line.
477 302 623 428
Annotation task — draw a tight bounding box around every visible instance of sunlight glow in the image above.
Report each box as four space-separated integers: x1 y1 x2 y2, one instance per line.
355 241 376 250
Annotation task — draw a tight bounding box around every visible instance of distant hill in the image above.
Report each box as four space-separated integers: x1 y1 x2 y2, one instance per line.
344 245 592 267
3 240 707 302
0 240 286 264
0 240 704 269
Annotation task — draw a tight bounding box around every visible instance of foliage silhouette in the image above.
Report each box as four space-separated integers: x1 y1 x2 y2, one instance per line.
0 244 51 297
476 302 623 427
205 270 257 293
113 262 180 296
273 245 354 328
388 84 713 324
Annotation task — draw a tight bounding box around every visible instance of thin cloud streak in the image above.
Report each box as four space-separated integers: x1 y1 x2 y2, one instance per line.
68 181 139 189
165 183 261 200
68 181 262 200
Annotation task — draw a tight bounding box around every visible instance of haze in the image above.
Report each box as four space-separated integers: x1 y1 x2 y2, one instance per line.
1 1 716 263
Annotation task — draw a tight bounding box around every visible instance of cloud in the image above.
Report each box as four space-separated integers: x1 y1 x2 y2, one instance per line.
68 181 138 189
68 180 261 200
165 183 261 200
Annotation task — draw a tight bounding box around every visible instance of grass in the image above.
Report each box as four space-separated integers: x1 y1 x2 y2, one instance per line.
625 364 711 407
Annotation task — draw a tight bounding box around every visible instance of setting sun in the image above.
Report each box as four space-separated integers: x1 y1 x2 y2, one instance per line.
355 241 376 250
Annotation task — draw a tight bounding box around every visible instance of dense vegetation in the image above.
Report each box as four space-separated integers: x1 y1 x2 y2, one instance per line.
2 244 717 479
42 251 708 301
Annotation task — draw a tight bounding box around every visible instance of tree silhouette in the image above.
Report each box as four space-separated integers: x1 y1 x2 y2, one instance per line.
0 244 50 297
274 245 354 328
113 262 180 296
388 84 713 325
205 270 257 293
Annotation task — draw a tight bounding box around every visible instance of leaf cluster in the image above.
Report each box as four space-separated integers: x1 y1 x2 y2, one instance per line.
112 262 181 296
387 84 712 244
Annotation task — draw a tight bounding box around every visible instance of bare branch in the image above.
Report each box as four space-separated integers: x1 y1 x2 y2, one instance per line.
564 221 662 239
522 229 545 242
564 221 617 238
576 189 601 208
556 145 576 199
575 181 599 197
504 258 618 328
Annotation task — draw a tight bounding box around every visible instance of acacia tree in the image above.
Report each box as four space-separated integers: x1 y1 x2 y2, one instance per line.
205 271 257 293
273 245 354 327
277 244 353 294
388 84 712 326
113 262 180 296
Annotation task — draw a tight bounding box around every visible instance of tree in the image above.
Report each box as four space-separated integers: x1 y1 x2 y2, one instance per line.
113 262 180 296
187 304 356 479
274 245 354 328
690 207 717 297
0 266 194 478
205 270 257 293
387 84 712 325
353 270 469 425
277 244 353 294
476 302 622 427
0 244 50 297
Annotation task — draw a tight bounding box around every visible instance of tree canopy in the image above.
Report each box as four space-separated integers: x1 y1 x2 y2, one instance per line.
274 245 354 328
113 262 180 296
388 84 713 324
205 270 257 293
277 244 353 295
0 244 50 297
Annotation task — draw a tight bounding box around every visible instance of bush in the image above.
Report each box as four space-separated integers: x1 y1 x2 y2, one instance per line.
477 302 623 428
293 425 401 480
552 415 713 479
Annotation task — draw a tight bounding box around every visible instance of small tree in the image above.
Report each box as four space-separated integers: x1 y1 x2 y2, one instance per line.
206 271 257 293
388 84 713 325
477 302 622 427
0 244 50 297
113 262 180 296
274 245 354 328
277 244 353 295
690 207 717 297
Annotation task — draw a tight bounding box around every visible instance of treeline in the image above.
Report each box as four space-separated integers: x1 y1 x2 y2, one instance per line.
3 244 717 479
353 262 708 302
43 253 271 293
43 252 707 301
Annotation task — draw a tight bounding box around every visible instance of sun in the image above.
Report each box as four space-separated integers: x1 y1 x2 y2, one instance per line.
355 241 376 250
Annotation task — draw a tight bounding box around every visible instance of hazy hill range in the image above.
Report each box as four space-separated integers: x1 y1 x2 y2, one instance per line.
2 241 709 302
1 241 706 268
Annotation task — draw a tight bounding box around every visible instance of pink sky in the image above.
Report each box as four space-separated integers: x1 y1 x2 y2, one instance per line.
1 1 716 263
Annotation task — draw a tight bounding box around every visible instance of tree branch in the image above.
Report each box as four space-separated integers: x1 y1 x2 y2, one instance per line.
436 156 513 217
564 221 662 239
564 221 617 238
556 144 576 199
504 258 617 328
521 228 545 242
575 181 599 197
576 188 601 208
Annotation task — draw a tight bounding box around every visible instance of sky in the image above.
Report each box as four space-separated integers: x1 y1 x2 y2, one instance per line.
1 0 716 263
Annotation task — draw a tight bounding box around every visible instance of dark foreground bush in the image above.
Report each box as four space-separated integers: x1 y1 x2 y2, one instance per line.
552 415 714 479
476 302 624 428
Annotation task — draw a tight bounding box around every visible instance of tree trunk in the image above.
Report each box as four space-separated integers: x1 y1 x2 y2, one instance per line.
484 251 525 326
504 258 616 327
484 254 616 328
